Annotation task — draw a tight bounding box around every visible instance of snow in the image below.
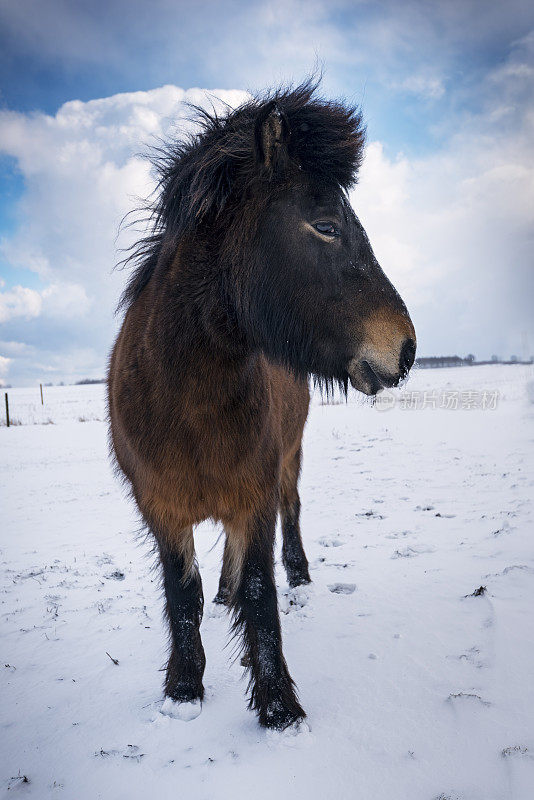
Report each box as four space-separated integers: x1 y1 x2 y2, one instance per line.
1 363 534 799
160 697 202 722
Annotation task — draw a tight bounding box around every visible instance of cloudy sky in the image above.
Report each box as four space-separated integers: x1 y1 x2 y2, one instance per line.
0 0 533 386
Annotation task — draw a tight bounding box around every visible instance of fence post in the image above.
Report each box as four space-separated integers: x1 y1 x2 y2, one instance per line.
4 392 9 428
40 383 43 405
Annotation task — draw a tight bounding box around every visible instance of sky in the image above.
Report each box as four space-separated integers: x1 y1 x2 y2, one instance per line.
0 0 533 386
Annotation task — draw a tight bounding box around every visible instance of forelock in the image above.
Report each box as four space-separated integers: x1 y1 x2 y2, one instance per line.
118 79 366 309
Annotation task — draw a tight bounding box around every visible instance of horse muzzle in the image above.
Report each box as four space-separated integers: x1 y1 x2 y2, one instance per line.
348 330 416 397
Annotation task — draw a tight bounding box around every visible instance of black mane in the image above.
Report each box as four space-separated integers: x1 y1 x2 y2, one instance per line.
119 79 365 310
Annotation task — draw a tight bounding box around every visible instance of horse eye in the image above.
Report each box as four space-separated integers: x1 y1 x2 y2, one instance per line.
314 222 340 237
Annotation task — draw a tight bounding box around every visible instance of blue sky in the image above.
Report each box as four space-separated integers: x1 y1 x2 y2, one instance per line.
3 1 528 144
1 0 533 384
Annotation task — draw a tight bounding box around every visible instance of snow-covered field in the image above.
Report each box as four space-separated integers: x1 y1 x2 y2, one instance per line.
2 364 533 799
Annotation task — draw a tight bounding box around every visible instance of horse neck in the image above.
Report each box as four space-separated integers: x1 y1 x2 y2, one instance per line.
150 244 261 406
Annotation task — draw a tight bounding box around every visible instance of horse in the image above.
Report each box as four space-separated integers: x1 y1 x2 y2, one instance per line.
108 81 416 731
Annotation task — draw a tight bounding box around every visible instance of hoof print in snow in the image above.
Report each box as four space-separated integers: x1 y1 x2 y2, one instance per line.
280 585 311 614
455 647 484 668
160 697 202 721
318 536 344 548
447 692 491 707
485 564 534 579
392 545 435 558
106 569 125 581
94 745 144 762
328 583 356 595
95 748 118 758
385 530 412 539
122 745 145 762
433 795 462 800
492 521 513 537
355 510 385 520
501 745 530 758
6 775 30 790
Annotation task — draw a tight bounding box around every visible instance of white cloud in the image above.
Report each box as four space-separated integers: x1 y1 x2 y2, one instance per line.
0 285 42 323
41 283 92 320
0 340 33 356
396 75 445 99
0 85 247 285
0 280 91 328
0 354 11 377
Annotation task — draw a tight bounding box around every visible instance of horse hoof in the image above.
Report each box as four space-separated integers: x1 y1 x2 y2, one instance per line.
266 718 312 745
161 696 202 721
288 573 312 588
260 696 306 731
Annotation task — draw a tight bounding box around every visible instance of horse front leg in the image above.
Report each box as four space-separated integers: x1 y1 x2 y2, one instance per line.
227 500 306 730
157 527 206 714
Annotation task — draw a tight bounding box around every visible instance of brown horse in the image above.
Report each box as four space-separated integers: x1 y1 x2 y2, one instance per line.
108 81 416 730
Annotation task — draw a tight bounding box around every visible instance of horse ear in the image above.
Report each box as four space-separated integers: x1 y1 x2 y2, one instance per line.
254 101 290 171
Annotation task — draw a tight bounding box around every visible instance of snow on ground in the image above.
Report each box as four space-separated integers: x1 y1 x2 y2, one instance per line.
1 364 533 799
1 383 107 427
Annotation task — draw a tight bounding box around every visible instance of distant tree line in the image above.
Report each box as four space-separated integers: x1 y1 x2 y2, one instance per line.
416 355 533 369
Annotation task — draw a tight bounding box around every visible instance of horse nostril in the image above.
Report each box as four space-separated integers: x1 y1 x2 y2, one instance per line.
399 338 416 376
